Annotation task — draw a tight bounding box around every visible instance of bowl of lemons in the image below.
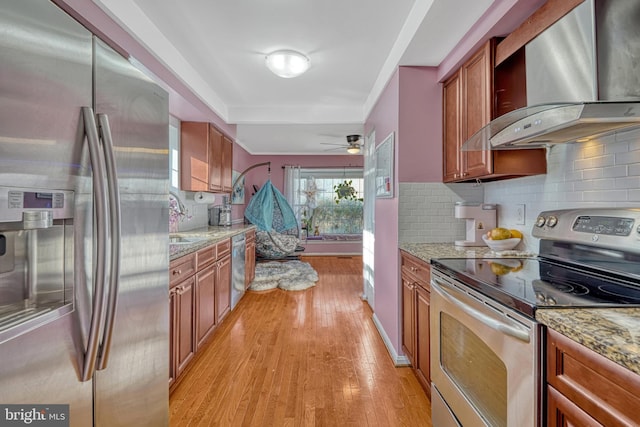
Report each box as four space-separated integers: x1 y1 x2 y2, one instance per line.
482 227 522 251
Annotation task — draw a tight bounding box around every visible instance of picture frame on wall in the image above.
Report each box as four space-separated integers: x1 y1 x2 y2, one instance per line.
375 132 394 198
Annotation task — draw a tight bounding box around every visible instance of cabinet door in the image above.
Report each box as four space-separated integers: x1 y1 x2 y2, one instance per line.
461 40 493 179
401 275 415 365
216 255 232 323
195 263 216 349
547 386 603 427
169 288 176 388
547 328 640 426
245 240 256 289
222 135 233 192
415 285 431 395
175 276 195 378
442 70 462 182
180 122 210 191
209 124 223 192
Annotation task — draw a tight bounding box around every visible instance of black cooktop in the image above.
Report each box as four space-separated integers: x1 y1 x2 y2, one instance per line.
431 257 640 317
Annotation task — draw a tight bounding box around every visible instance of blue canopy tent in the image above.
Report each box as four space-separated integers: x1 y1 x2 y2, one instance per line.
244 179 302 259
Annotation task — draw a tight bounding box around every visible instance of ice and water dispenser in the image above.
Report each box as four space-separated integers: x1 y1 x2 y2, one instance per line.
0 186 75 340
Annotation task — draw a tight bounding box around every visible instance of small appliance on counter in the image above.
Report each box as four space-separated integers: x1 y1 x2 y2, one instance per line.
218 196 232 227
454 202 497 246
219 205 232 226
208 206 221 226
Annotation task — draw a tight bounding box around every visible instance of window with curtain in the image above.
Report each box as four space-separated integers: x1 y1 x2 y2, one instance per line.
285 167 364 238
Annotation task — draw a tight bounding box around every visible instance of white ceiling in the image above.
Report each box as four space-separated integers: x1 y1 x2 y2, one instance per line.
94 0 497 154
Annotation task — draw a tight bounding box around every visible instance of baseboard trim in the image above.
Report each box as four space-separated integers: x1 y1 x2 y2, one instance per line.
299 252 362 256
372 313 411 367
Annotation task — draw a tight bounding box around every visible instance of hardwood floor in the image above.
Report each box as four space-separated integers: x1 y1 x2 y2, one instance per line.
170 256 432 426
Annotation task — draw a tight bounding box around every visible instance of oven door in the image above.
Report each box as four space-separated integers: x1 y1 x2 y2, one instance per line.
430 268 540 427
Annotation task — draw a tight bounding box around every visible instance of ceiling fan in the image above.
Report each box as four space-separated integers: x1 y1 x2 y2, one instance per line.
320 134 363 154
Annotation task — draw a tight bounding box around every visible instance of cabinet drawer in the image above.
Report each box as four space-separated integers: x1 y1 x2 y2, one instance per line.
245 229 256 243
216 238 231 258
547 329 640 427
400 251 430 290
197 244 216 269
170 253 197 288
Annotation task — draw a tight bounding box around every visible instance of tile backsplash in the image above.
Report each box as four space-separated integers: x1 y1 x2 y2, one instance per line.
398 182 483 243
486 128 640 252
400 127 640 252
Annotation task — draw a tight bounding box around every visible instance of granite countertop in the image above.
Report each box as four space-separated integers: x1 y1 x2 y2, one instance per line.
399 242 640 377
398 242 534 263
537 308 640 376
170 224 256 260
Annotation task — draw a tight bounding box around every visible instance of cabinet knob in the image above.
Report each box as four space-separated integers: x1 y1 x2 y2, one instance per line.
172 269 181 276
410 266 418 272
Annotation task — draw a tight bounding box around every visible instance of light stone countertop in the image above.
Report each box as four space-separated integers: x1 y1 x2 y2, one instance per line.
399 242 640 377
170 224 256 261
398 242 530 262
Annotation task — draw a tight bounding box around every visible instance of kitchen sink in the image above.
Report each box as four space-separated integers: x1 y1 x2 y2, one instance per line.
169 235 209 245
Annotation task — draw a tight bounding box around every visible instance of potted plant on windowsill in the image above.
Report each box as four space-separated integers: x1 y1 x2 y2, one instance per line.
333 180 362 203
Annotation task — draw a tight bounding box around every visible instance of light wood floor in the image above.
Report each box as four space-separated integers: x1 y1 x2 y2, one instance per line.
170 256 432 426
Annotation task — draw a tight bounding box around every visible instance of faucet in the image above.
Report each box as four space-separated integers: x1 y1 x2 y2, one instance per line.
169 191 186 214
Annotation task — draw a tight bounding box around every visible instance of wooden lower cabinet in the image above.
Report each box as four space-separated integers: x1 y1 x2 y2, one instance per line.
414 285 430 391
195 262 216 350
546 328 640 427
172 275 195 381
215 254 231 323
169 238 232 393
400 250 431 397
245 229 256 289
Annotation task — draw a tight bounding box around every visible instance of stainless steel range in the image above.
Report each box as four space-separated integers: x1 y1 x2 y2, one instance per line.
430 208 640 427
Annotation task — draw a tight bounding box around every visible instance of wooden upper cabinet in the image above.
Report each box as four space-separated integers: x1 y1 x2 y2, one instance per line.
180 121 210 191
221 135 233 193
461 40 493 180
180 121 233 193
442 39 546 183
442 70 462 182
208 124 223 192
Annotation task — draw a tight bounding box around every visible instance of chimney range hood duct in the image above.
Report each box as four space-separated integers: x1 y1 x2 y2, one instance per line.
463 0 640 151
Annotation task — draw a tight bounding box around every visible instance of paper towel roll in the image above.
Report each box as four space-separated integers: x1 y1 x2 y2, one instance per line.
194 192 216 204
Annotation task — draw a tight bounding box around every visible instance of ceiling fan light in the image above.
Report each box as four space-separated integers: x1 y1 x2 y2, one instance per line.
265 50 310 78
347 145 361 154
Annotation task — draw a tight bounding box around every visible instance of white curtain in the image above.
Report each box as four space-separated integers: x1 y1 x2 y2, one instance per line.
283 165 301 222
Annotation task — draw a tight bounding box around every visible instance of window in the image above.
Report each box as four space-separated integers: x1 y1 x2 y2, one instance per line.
169 116 180 190
294 168 364 237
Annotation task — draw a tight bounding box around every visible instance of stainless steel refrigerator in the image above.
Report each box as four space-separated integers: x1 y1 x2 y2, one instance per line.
0 1 169 425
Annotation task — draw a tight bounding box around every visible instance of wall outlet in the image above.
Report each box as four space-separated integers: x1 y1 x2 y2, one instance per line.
516 204 526 225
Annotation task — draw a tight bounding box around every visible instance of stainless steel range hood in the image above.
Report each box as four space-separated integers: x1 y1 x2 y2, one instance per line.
463 0 640 151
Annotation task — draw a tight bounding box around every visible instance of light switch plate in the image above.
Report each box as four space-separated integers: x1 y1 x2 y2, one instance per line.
516 204 526 225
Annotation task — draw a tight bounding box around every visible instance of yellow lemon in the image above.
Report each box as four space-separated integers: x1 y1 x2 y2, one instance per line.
489 227 512 240
509 229 523 239
490 262 512 275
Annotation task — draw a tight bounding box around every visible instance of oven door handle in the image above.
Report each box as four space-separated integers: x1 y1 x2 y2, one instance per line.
432 278 531 343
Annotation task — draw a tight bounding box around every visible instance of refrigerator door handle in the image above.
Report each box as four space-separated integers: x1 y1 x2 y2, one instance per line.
96 113 121 371
80 107 109 382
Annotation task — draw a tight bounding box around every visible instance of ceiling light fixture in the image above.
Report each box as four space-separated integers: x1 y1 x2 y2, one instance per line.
265 50 310 78
347 145 361 154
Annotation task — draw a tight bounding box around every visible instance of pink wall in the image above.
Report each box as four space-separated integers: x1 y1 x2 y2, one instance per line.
231 150 364 254
398 67 442 182
365 70 401 353
363 1 545 361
